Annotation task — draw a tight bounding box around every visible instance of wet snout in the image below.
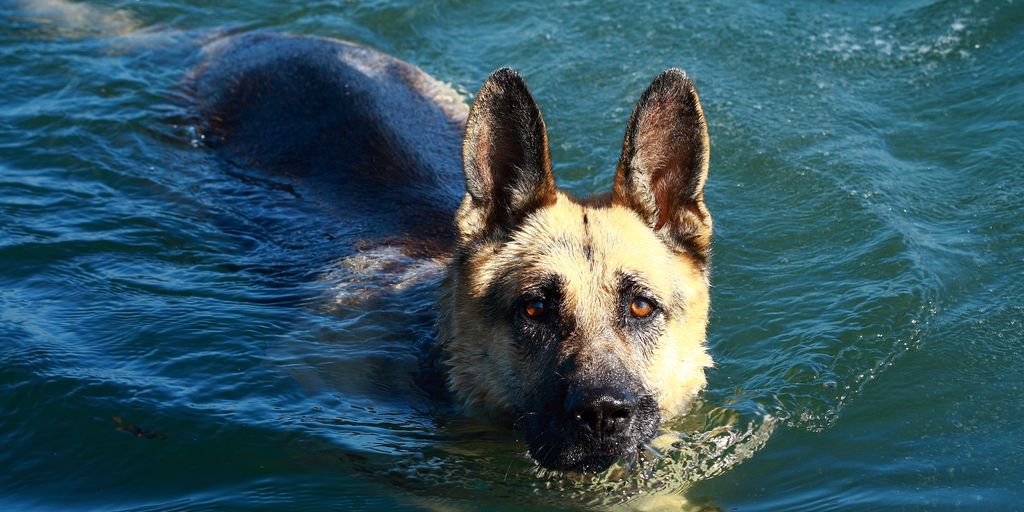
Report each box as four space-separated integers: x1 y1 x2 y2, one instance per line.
565 385 637 440
523 352 662 472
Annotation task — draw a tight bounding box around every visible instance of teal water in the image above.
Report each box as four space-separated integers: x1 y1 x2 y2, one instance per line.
2 0 1022 510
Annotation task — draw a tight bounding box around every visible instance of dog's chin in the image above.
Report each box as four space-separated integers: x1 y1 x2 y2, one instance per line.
524 417 651 473
528 437 635 473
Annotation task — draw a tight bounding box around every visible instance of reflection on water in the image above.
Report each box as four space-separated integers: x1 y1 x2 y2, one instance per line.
1 0 1022 510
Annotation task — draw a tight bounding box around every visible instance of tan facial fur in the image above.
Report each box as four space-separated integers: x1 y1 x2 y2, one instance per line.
439 192 712 419
437 67 712 470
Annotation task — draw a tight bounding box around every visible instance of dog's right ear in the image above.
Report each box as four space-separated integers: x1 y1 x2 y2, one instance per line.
457 68 557 242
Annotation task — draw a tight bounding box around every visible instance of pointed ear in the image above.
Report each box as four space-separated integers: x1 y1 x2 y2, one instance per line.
613 69 712 263
458 67 557 241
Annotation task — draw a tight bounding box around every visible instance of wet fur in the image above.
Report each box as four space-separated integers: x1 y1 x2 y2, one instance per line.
188 31 467 254
190 32 714 472
438 196 713 416
439 69 714 470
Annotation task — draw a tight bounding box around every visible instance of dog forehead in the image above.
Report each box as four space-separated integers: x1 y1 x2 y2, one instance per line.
498 196 686 293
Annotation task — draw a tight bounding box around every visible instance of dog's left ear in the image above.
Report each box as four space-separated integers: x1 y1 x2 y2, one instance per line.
613 68 712 264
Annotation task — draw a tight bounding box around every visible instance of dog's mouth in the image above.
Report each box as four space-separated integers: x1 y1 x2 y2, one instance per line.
522 393 660 473
528 433 642 473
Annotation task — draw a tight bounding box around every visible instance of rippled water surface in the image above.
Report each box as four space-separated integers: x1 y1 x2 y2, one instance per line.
2 0 1022 510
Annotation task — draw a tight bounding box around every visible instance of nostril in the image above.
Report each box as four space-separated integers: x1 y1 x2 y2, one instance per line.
578 413 600 434
600 405 631 434
574 409 598 432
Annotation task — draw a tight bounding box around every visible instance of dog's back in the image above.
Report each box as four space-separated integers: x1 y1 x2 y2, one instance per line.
189 32 467 254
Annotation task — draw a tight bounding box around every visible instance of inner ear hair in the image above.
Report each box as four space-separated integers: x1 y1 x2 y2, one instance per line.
460 67 557 239
612 68 712 263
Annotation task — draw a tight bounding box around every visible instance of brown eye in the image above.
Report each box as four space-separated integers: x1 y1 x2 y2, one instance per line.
630 297 654 318
523 299 547 320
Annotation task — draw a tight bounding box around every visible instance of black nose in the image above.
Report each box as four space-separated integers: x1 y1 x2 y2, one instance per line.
566 387 635 438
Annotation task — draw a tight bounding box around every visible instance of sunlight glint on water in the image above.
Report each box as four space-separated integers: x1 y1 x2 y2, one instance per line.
1 0 1022 510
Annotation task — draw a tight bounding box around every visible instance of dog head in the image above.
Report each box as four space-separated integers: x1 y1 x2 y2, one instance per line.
439 68 713 472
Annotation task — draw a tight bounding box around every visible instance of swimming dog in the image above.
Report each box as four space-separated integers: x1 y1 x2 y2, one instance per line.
191 31 713 473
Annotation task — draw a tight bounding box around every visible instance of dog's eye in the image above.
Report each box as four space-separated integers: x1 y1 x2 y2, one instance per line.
629 297 655 318
523 299 547 320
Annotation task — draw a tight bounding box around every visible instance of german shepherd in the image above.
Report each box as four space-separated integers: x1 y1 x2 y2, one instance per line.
191 31 713 473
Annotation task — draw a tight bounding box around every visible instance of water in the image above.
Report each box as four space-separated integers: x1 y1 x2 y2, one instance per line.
2 0 1022 510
